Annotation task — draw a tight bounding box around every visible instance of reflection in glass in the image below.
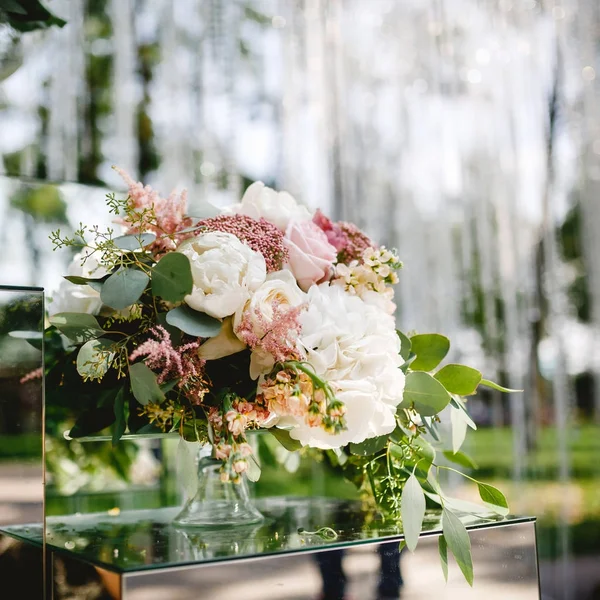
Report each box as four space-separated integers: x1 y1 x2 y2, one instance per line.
0 286 44 526
0 286 44 598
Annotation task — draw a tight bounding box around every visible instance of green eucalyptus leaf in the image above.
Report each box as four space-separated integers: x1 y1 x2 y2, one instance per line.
423 416 441 441
401 473 426 552
479 378 522 393
390 426 405 445
400 371 451 416
438 535 449 582
434 364 482 396
112 387 127 446
442 508 474 586
63 275 107 289
349 435 388 456
68 406 116 438
270 428 302 452
151 252 193 303
450 404 468 453
3 0 66 32
160 379 180 393
389 442 405 460
129 362 165 405
88 281 104 293
156 312 183 345
442 450 478 470
477 482 509 516
50 312 105 344
413 437 436 472
246 454 262 482
450 397 477 430
134 423 164 435
409 333 450 371
101 267 149 310
166 305 222 338
3 1 28 15
76 338 115 380
113 233 156 251
397 330 412 361
186 201 221 219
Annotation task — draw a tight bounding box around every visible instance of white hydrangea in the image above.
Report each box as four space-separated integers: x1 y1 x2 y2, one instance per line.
288 283 405 449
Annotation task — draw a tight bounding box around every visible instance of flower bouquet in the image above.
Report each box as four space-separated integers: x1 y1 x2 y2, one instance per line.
46 169 513 584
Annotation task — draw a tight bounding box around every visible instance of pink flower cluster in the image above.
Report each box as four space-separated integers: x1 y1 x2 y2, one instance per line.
313 209 374 264
236 302 305 364
257 368 346 434
129 326 207 403
115 168 194 252
196 214 288 273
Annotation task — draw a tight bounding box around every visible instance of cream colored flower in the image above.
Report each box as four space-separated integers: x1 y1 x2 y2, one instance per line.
48 252 109 316
226 181 312 231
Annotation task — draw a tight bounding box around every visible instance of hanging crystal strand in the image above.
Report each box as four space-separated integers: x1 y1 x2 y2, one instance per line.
221 0 241 202
302 0 331 211
577 0 600 424
46 0 84 181
484 6 528 481
152 0 186 190
198 0 238 205
324 0 347 220
471 159 503 426
539 19 574 600
279 0 302 197
186 0 205 201
109 0 138 178
16 32 40 178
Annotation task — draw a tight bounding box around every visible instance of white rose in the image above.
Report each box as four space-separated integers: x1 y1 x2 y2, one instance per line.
48 252 109 316
177 231 266 319
233 270 306 379
288 283 405 449
226 181 312 231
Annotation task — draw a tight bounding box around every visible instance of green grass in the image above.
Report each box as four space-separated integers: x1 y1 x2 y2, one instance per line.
464 424 600 480
0 433 42 461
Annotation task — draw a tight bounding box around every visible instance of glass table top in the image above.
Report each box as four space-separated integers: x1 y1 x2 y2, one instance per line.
1 497 534 574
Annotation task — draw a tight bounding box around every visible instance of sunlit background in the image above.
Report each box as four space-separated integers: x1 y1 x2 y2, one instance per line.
1 1 600 598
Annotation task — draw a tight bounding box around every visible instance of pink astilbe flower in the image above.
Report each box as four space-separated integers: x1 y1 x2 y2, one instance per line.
236 302 305 364
129 326 207 403
313 209 374 265
196 214 288 272
114 167 194 253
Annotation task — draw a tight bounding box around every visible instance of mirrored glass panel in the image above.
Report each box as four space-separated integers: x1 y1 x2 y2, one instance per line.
0 285 44 598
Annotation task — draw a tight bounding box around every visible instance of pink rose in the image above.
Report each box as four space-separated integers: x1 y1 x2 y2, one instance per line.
284 221 337 291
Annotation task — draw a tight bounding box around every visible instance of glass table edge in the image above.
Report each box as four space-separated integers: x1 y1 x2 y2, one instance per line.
0 514 536 575
0 284 44 292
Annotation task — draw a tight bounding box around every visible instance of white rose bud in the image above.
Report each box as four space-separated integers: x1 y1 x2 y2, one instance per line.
48 252 109 316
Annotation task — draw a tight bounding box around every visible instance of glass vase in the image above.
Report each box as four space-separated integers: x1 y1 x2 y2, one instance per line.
173 450 264 528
